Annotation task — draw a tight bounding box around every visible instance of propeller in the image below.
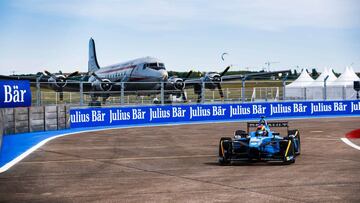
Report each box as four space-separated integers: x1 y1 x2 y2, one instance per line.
66 71 80 78
44 70 79 101
180 70 193 102
217 66 231 99
90 72 113 91
195 66 231 103
220 66 230 77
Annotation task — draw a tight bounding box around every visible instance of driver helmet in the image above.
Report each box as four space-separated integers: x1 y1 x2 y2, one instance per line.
256 125 265 136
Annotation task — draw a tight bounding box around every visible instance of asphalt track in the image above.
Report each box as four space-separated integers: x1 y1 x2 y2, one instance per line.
0 117 359 202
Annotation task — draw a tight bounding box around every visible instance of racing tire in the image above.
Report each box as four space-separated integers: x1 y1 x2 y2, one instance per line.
288 129 301 155
218 137 232 165
283 139 296 164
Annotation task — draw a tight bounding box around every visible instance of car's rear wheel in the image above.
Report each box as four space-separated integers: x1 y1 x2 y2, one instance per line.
218 137 232 165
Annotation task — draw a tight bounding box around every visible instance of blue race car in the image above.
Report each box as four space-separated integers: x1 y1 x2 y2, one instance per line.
218 117 300 165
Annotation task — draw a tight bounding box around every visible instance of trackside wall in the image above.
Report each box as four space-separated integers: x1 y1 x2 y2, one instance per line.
0 109 4 151
2 106 69 135
70 100 360 128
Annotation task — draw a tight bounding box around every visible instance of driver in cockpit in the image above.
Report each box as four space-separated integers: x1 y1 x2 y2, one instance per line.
256 125 268 136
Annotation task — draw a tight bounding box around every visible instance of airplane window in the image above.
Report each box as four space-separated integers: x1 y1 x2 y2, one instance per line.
145 63 165 70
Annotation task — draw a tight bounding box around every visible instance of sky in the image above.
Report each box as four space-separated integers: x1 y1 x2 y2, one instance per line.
0 0 359 75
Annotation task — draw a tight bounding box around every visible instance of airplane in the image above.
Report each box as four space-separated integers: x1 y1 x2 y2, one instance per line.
0 38 291 105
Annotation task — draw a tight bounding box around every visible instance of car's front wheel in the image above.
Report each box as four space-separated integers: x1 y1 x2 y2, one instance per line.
281 139 295 164
288 129 301 155
218 137 232 165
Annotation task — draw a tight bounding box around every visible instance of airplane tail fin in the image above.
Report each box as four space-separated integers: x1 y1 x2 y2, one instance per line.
88 38 100 72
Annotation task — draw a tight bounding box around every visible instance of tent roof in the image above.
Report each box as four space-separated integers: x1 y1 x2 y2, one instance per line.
308 68 337 87
328 66 359 86
286 69 314 87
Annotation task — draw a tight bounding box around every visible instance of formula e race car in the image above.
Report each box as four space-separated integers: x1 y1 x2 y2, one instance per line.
218 117 300 165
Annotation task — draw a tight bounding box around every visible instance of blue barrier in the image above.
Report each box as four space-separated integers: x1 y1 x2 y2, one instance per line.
70 100 360 128
0 80 32 171
0 80 31 108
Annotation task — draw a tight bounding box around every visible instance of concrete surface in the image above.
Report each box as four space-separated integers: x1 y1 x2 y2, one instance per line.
0 117 359 202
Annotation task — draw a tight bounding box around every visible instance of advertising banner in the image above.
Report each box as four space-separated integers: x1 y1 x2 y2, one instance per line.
70 100 360 128
0 80 32 108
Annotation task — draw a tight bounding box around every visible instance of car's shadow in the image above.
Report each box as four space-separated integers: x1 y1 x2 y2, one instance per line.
204 161 290 166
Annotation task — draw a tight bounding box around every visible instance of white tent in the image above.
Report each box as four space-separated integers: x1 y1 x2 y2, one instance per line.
285 69 314 99
327 66 359 100
286 69 314 88
308 68 337 87
306 68 338 100
328 66 359 87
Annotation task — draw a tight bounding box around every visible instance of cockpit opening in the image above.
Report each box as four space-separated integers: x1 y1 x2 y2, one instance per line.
143 63 165 70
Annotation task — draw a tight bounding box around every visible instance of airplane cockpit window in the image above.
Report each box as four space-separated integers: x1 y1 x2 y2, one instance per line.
143 63 165 70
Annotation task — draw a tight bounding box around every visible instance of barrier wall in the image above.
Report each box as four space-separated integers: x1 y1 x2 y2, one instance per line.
2 106 69 135
0 109 4 150
70 100 360 128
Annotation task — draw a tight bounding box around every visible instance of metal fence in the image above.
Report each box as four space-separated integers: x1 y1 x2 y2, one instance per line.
285 81 359 101
30 80 288 106
28 80 359 107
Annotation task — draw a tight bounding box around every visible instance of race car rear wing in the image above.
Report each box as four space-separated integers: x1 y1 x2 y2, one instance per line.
247 121 289 133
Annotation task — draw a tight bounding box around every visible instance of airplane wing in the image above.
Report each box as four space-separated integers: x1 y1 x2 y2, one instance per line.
184 69 290 86
180 69 290 102
222 70 290 81
0 74 48 82
0 74 92 92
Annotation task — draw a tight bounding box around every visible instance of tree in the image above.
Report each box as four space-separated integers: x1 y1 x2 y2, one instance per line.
311 68 319 79
331 69 340 77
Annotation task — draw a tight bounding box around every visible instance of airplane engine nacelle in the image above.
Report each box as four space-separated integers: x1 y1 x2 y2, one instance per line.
48 75 67 90
167 77 185 91
204 73 221 89
92 79 113 91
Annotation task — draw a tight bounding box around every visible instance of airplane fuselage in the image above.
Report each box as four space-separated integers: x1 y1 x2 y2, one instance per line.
89 56 168 92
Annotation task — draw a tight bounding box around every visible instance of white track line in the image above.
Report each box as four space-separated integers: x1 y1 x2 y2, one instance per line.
341 138 360 151
0 121 228 173
0 132 82 173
